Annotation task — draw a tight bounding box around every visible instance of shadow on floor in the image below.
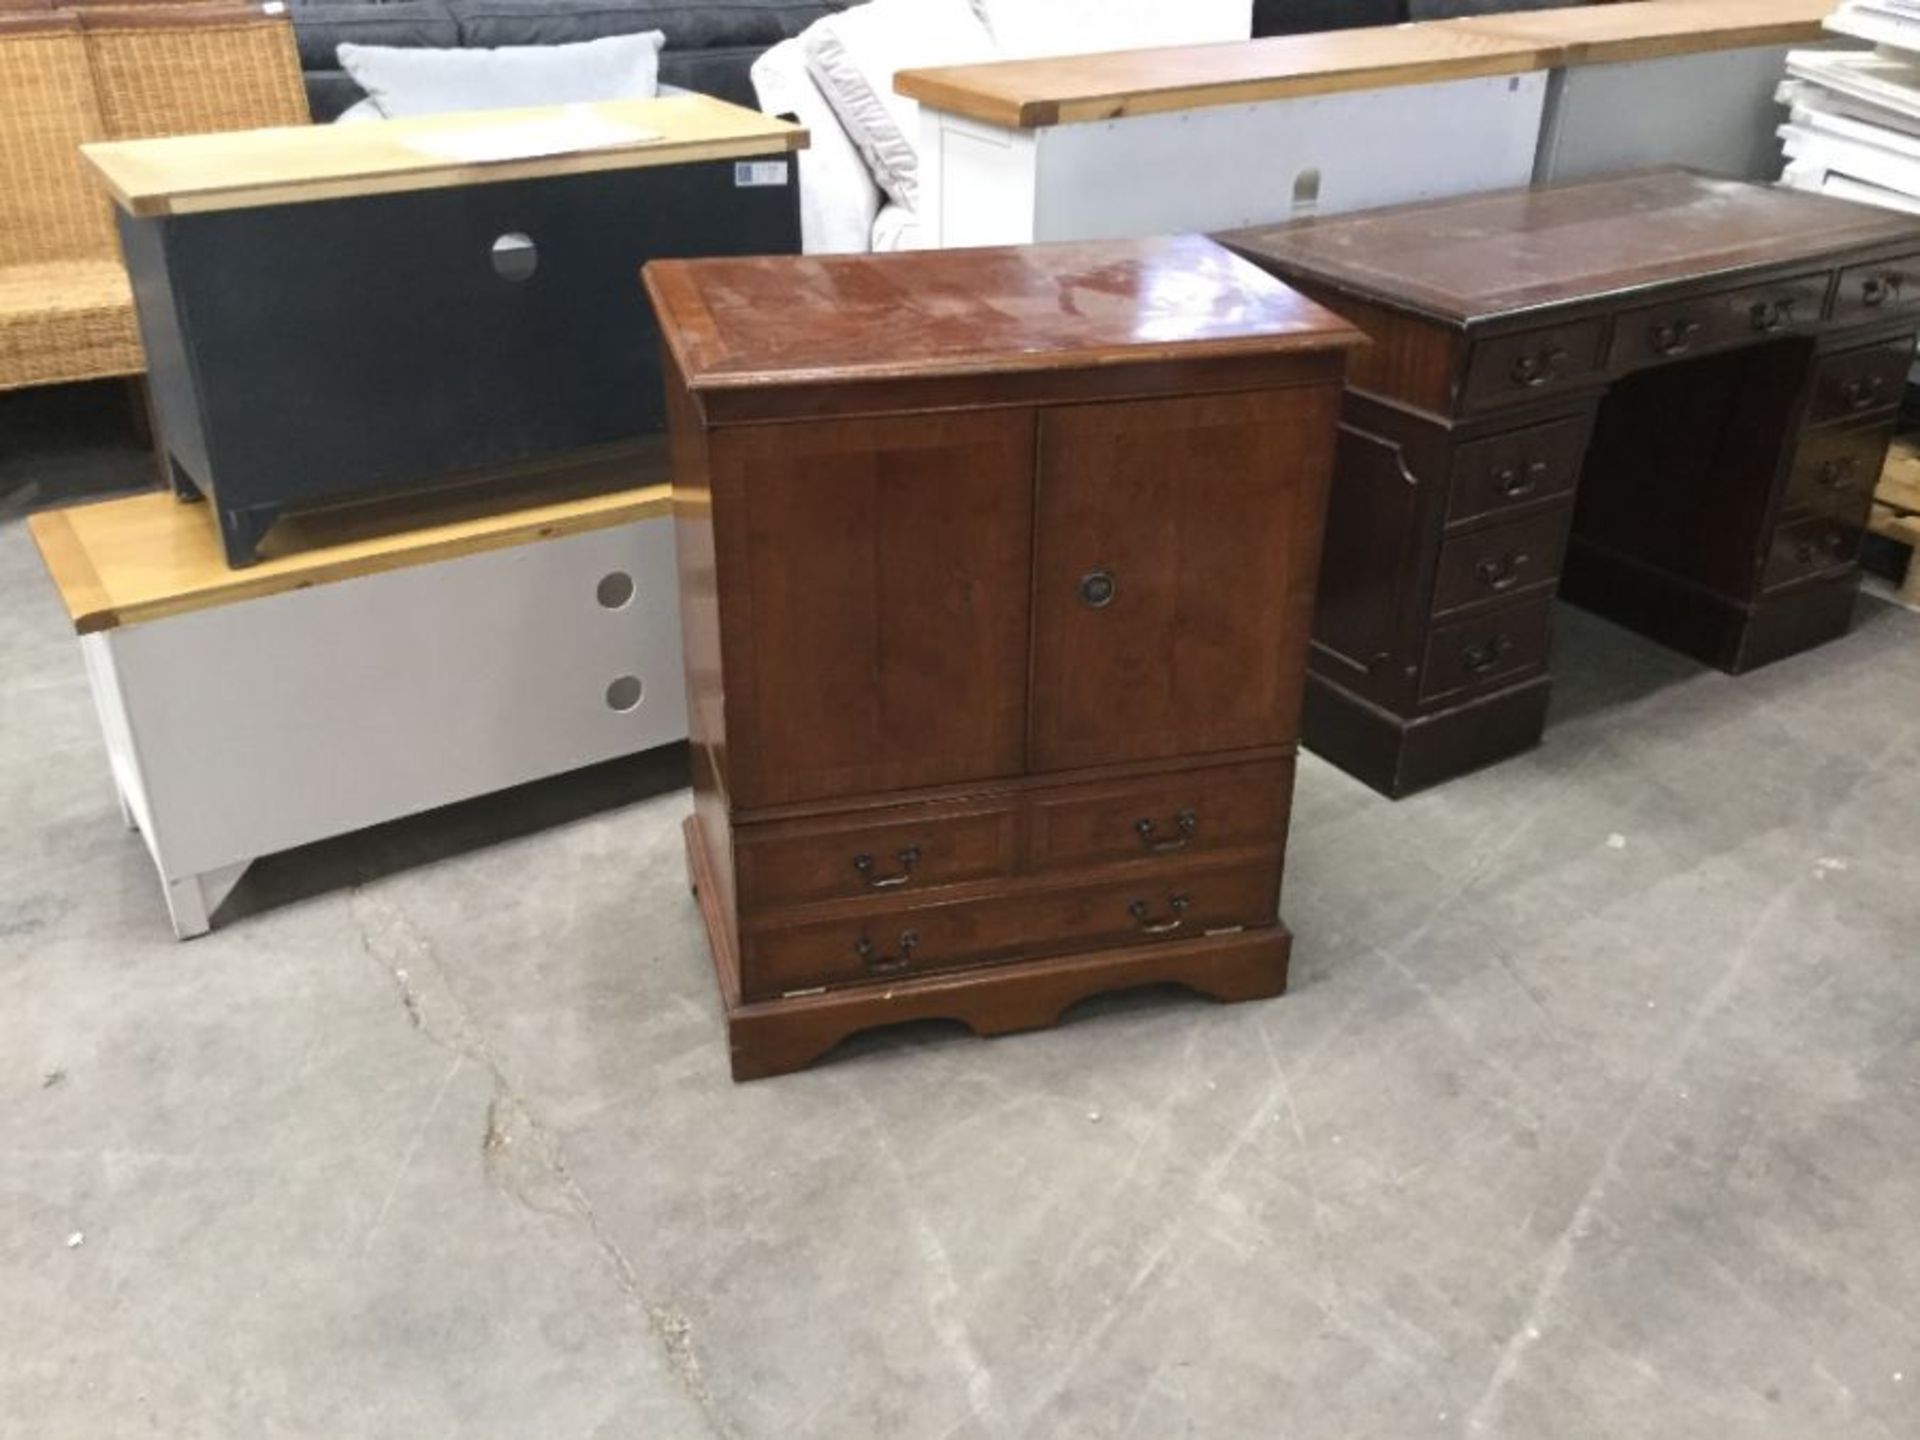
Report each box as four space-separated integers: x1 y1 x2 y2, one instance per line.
0 379 155 520
217 742 693 927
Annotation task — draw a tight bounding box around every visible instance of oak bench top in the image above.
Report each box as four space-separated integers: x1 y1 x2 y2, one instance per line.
82 93 806 217
29 460 670 633
893 0 1833 129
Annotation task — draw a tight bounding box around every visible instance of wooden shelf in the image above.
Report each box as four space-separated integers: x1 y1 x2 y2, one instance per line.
83 93 806 216
893 0 1833 129
29 449 670 633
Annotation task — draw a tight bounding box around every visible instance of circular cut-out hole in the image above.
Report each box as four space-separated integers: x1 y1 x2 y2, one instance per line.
596 571 636 609
491 232 538 282
606 675 644 712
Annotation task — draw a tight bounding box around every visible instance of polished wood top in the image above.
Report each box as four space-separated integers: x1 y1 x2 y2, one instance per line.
893 0 1831 129
29 462 669 632
1219 170 1920 326
82 93 805 217
1452 0 1832 65
893 24 1551 128
645 235 1366 399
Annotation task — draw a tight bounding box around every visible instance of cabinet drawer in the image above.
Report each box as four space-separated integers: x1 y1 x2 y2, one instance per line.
1026 759 1294 874
1834 253 1920 324
1419 598 1552 703
1430 507 1572 617
1809 337 1912 425
1447 414 1587 525
1461 320 1606 411
1609 273 1828 370
1782 420 1890 520
734 803 1017 914
1762 515 1863 591
739 855 1279 1000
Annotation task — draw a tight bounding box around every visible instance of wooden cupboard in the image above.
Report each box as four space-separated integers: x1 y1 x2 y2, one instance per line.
646 235 1362 1078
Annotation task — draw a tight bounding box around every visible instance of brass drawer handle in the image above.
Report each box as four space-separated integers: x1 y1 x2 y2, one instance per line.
852 845 920 890
1862 273 1903 308
1508 347 1567 388
1816 456 1861 493
1462 636 1514 675
1473 550 1531 592
1493 459 1549 500
1750 298 1798 333
1135 809 1197 853
1842 374 1888 412
1795 531 1847 565
1128 894 1191 935
1650 318 1702 356
855 929 919 975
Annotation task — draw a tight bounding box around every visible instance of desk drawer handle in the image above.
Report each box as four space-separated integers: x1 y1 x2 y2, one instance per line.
1816 456 1861 493
1750 298 1796 333
1462 635 1514 675
1128 894 1191 935
1079 569 1117 609
1842 374 1889 411
853 845 921 889
1795 531 1847 565
1473 551 1531 592
1135 809 1198 853
855 929 919 975
1650 318 1702 356
1862 273 1903 308
1508 348 1567 389
1492 459 1549 500
490 232 538 282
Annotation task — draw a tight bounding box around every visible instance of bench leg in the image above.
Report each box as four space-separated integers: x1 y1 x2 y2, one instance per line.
161 862 249 941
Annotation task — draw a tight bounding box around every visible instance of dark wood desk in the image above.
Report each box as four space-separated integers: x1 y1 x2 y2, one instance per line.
1221 171 1920 797
646 235 1363 1078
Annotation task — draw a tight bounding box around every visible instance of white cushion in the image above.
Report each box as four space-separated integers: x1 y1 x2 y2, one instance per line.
333 97 383 124
752 36 884 253
337 31 665 119
802 0 995 209
973 0 1251 57
870 200 920 252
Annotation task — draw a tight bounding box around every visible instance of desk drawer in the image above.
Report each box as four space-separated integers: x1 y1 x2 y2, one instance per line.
1431 507 1572 617
1763 515 1863 591
739 854 1279 999
1809 337 1912 424
1447 415 1588 525
1783 420 1890 520
1419 598 1552 703
1834 254 1920 324
1461 320 1606 411
735 802 1017 914
1026 759 1293 874
1609 273 1828 370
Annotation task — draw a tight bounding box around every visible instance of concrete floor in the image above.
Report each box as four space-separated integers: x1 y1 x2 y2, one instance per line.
3 397 1919 1437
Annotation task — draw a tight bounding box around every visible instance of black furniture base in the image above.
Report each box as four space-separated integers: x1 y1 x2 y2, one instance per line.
123 154 800 566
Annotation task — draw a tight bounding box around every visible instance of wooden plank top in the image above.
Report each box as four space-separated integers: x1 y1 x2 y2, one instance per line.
1219 170 1920 326
645 234 1366 397
82 93 805 217
28 461 670 633
893 0 1832 129
893 23 1554 129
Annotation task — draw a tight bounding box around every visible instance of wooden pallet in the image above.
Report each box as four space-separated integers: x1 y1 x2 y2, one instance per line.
1874 438 1920 606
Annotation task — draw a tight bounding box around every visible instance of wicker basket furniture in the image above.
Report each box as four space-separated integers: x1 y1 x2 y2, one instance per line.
80 4 308 141
0 3 308 394
0 11 140 391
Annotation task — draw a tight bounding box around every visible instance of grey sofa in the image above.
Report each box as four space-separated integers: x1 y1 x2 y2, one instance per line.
1253 0 1594 36
289 0 851 121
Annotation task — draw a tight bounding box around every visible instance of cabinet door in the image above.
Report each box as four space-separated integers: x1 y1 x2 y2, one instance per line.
713 409 1035 807
1029 388 1338 773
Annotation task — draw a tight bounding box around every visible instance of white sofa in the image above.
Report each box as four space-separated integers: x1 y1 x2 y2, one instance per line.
752 0 1255 253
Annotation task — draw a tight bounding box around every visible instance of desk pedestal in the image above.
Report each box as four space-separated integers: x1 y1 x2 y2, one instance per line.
1301 321 1914 797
